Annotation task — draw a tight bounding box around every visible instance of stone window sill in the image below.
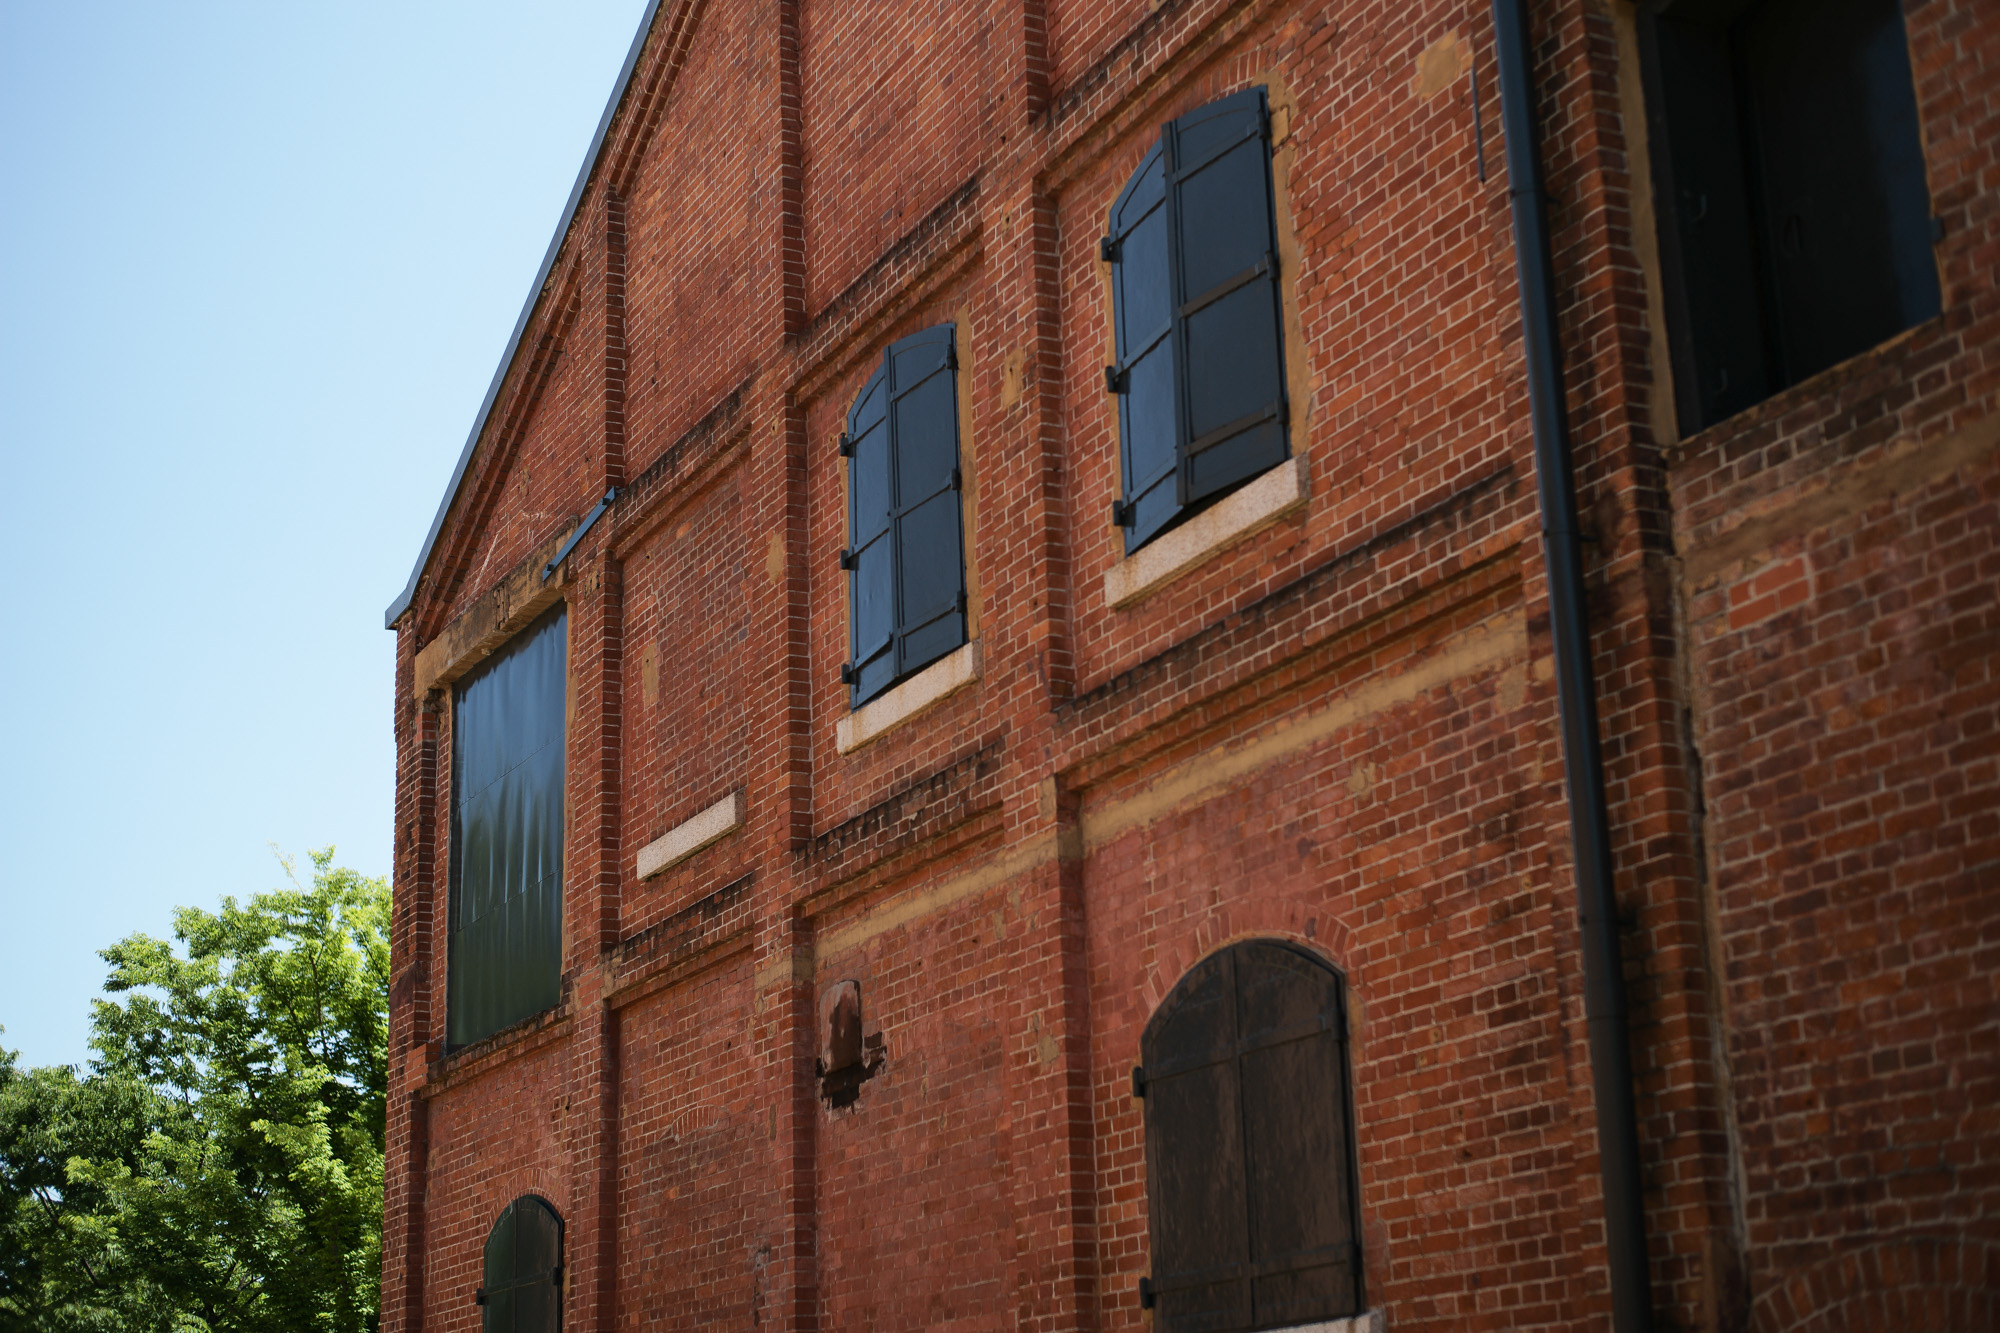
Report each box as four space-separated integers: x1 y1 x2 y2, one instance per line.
835 640 981 754
1103 455 1308 609
1270 1311 1384 1333
636 791 745 880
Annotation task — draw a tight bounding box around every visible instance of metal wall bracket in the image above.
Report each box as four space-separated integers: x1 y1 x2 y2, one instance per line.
542 487 620 582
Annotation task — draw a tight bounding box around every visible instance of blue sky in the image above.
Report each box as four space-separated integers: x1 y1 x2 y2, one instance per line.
0 1 649 1069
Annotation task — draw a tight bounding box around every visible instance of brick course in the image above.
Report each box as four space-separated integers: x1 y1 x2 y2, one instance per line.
382 1 2000 1330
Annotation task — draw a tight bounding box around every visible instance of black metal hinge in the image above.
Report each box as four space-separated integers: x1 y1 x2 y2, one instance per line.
840 662 856 685
952 466 962 490
1100 235 1120 263
838 431 853 457
474 1287 486 1307
839 547 857 571
1110 498 1132 529
1138 1277 1156 1310
1131 1064 1146 1097
1931 215 1947 243
1105 365 1125 395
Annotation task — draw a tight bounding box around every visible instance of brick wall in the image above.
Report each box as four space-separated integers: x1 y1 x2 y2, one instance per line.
381 0 2000 1330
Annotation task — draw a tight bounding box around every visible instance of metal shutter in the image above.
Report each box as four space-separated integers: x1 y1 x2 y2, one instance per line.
482 1195 563 1332
1108 89 1289 552
1140 941 1361 1333
1168 90 1289 509
844 324 967 706
449 605 566 1049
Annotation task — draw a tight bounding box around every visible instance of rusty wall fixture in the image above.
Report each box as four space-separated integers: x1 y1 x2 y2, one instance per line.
816 980 885 1109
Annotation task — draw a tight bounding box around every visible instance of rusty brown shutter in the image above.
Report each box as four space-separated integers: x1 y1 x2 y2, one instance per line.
844 324 966 706
481 1195 563 1332
449 605 566 1049
1141 941 1360 1333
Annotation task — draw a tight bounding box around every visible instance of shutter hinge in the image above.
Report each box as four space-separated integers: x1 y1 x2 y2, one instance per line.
1105 365 1124 395
1110 498 1132 529
474 1287 486 1307
552 1263 564 1288
1131 1064 1146 1097
839 547 858 571
1099 235 1119 263
954 589 968 614
838 431 853 457
1139 1277 1156 1310
951 466 962 490
1931 215 1946 243
840 662 856 685
946 342 959 370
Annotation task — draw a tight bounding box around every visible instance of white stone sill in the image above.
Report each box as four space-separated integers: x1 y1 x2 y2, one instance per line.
1271 1311 1384 1333
835 640 981 754
635 791 745 880
1104 455 1309 609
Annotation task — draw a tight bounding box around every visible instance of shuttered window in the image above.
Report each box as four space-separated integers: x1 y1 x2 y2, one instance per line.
1106 88 1289 553
1642 0 1940 431
842 324 968 706
480 1195 562 1332
449 605 566 1049
1137 941 1362 1333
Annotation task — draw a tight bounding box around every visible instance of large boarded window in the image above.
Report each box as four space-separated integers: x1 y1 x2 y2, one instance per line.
479 1195 562 1332
1104 87 1288 552
1137 941 1361 1332
841 324 968 706
1641 0 1941 432
449 606 566 1048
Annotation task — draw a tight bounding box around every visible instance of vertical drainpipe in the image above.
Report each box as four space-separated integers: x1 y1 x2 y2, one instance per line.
1488 2 1656 1331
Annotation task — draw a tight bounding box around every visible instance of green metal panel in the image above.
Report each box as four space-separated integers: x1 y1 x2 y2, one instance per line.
449 605 566 1049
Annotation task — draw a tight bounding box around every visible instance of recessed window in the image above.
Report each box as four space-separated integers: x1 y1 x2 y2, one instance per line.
1137 941 1362 1332
1105 88 1289 553
1642 0 1941 432
841 324 968 707
449 605 567 1048
479 1195 562 1332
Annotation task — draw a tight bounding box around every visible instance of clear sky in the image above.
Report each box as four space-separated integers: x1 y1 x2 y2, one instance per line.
0 1 650 1069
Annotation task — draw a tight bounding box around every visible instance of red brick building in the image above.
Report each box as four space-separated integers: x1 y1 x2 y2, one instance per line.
380 1 2000 1330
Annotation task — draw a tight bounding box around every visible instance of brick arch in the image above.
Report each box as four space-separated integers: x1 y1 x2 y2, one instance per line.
1138 920 1359 1018
1752 1239 2000 1333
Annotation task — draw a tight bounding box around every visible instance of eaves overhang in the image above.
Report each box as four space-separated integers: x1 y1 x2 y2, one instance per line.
384 0 665 630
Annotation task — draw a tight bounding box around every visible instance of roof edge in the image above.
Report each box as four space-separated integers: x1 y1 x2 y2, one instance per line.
385 0 667 631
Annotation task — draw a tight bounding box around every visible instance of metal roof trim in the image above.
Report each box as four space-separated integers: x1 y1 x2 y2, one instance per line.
385 0 666 630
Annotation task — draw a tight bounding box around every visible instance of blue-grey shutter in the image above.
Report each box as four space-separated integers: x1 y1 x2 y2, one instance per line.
1141 942 1361 1333
482 1195 563 1333
449 605 566 1049
846 325 966 706
1108 140 1182 551
845 366 896 702
1167 89 1288 509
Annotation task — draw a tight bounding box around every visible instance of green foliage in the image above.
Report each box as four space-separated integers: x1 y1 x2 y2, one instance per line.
0 849 389 1333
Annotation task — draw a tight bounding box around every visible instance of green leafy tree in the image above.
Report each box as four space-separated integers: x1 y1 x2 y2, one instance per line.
0 849 389 1333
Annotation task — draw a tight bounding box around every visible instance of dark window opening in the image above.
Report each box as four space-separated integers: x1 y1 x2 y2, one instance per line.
1136 940 1361 1333
842 324 968 707
1105 87 1289 553
449 605 567 1049
478 1195 563 1332
1641 0 1941 433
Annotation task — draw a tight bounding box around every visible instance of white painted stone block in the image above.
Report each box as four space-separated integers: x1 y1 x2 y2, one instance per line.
635 790 746 880
835 640 982 754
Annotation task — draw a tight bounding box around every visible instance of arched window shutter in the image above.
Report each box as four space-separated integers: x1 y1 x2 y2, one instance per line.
481 1195 563 1332
1140 941 1361 1333
1107 89 1288 554
1107 140 1181 551
844 324 967 706
1168 89 1288 509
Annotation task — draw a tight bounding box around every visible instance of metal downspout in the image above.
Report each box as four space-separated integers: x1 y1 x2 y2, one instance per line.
1488 3 1656 1330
